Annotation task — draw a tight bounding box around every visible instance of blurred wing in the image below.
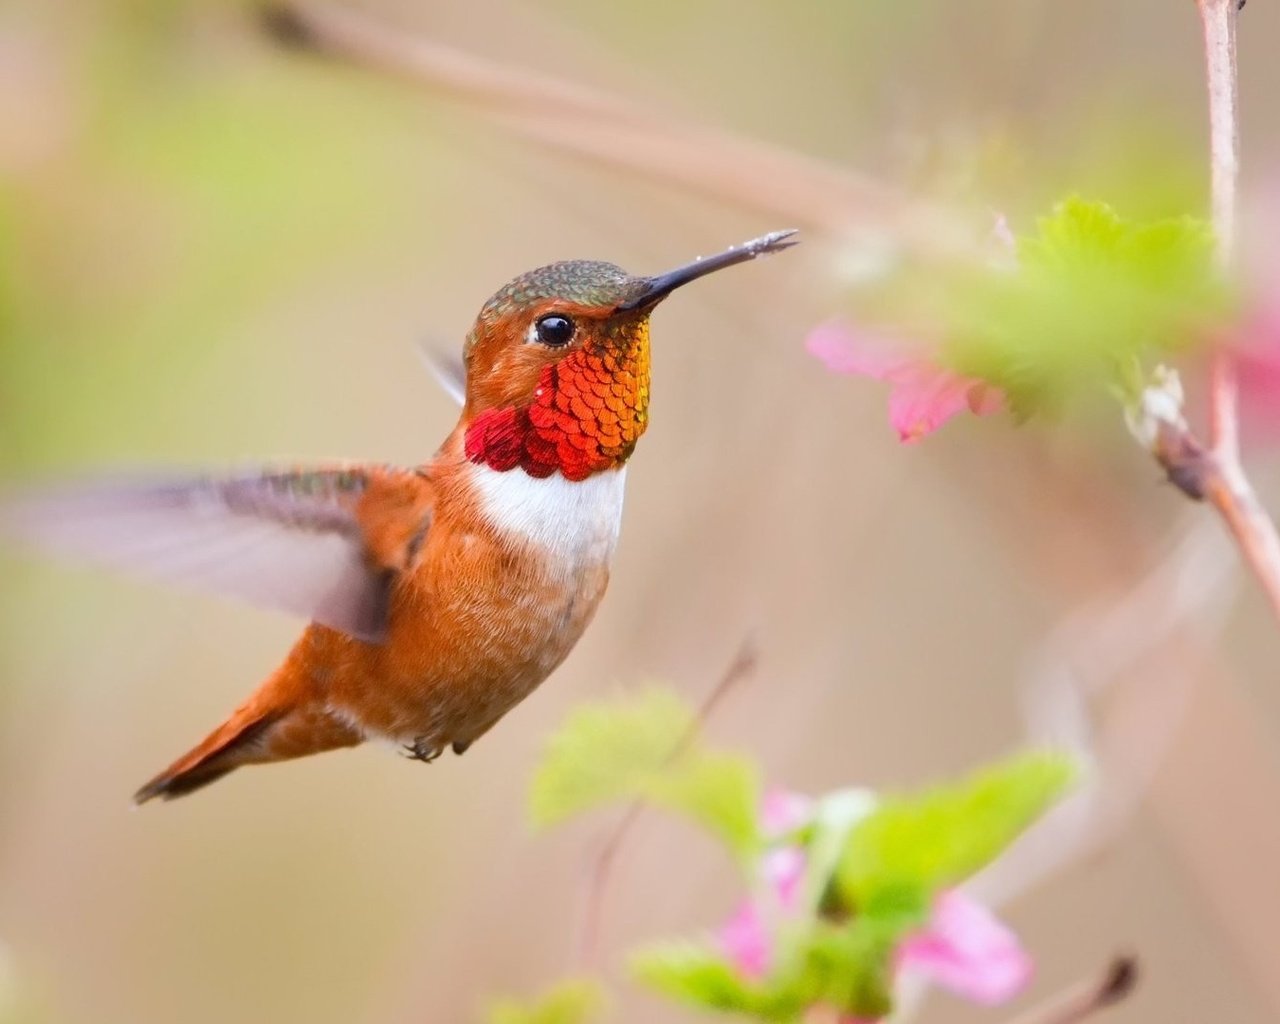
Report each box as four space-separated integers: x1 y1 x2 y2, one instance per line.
1 465 435 642
416 340 466 407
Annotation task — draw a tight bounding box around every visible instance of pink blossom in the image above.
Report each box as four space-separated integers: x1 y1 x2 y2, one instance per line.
898 890 1032 1005
718 790 815 978
1232 304 1280 434
991 212 1017 254
718 901 772 980
761 846 806 909
761 787 814 837
806 319 1003 443
718 789 1030 1018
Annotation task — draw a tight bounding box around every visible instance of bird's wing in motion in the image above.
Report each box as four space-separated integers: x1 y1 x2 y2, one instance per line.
416 340 466 407
1 465 435 642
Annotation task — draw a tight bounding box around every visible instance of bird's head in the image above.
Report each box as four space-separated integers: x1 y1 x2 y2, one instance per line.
460 230 797 481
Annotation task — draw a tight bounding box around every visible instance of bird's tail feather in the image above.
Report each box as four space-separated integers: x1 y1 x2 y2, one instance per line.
134 704 283 804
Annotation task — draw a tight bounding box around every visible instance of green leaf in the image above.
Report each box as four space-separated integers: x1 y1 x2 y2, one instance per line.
944 197 1227 414
631 944 805 1023
1021 195 1128 266
628 754 1074 1023
633 914 918 1023
530 690 761 858
837 750 1078 909
484 979 607 1024
647 751 762 858
793 917 906 1021
530 689 693 828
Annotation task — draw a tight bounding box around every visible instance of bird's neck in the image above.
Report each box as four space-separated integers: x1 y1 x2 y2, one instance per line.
462 460 628 567
462 343 649 482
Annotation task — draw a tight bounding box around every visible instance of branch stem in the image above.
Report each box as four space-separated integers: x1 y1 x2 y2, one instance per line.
1203 469 1280 621
261 0 976 259
1200 0 1241 457
1163 0 1280 622
996 956 1138 1024
574 641 757 969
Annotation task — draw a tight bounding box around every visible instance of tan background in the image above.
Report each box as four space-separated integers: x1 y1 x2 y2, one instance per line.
2 2 1280 1022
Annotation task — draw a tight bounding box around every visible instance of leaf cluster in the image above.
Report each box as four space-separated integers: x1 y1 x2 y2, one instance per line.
530 690 1077 1021
530 688 761 859
485 979 606 1024
944 197 1227 415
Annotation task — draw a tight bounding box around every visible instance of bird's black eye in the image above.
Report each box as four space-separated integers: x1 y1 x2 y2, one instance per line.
534 314 575 347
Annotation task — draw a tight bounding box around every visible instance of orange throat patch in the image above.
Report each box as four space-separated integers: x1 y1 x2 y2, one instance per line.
464 328 650 481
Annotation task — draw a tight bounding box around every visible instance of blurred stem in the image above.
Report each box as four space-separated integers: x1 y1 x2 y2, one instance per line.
1199 0 1239 275
574 640 756 969
1201 0 1239 456
1153 1 1280 622
1196 0 1280 622
971 521 1233 909
259 1 979 260
996 956 1138 1024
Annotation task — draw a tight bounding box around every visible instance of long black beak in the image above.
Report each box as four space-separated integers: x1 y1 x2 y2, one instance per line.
615 229 799 311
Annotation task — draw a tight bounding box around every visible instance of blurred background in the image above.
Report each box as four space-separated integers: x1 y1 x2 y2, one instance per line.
2 1 1280 1022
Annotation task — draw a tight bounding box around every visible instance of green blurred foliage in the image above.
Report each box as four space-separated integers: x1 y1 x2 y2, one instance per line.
530 689 696 822
835 750 1078 912
529 689 762 859
534 693 1077 1021
633 751 1074 1021
631 945 806 1023
0 3 432 470
944 197 1228 415
0 950 53 1024
485 979 607 1024
1 3 1266 1023
634 913 911 1023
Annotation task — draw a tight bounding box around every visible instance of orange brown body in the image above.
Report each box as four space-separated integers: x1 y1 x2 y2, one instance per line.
3 231 796 802
141 437 620 799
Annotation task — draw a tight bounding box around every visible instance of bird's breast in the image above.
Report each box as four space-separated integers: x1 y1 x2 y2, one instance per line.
467 462 627 567
321 463 627 746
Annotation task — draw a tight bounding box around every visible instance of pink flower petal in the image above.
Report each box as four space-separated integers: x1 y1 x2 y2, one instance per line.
898 890 1032 1006
715 791 816 982
806 319 1003 442
967 381 1005 416
715 849 806 980
761 788 815 836
806 319 918 380
1233 306 1280 432
762 846 807 909
718 901 772 979
992 212 1016 254
887 366 985 443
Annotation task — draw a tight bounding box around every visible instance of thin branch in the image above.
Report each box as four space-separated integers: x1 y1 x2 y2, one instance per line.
1199 0 1240 276
1200 0 1240 455
972 511 1280 1017
969 519 1234 906
996 956 1138 1024
1208 353 1241 462
1195 0 1280 621
1197 0 1245 521
1200 466 1280 621
259 1 979 260
574 639 758 969
1148 2 1280 623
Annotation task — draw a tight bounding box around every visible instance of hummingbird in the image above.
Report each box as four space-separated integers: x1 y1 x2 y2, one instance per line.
3 230 797 802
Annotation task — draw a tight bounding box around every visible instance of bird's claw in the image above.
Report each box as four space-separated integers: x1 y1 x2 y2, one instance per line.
404 738 443 763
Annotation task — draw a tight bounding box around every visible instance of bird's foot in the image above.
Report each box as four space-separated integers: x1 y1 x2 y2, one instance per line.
404 738 443 763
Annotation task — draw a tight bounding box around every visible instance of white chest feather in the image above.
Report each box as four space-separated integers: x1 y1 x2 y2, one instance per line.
469 465 627 566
